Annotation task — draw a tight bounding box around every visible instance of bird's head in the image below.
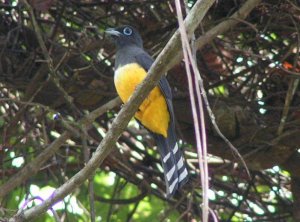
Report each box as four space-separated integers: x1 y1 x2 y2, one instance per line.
105 25 143 49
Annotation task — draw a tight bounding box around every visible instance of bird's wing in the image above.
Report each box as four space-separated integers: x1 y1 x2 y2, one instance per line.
134 52 175 123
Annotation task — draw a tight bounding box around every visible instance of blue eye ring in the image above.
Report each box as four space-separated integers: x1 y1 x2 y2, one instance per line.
123 27 132 36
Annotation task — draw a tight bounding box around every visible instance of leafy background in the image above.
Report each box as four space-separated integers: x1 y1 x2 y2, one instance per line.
1 0 300 221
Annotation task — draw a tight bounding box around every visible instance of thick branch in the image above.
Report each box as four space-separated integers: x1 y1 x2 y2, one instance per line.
168 0 262 70
194 0 262 49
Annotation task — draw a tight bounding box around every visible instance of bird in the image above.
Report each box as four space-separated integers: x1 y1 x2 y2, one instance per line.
106 25 188 197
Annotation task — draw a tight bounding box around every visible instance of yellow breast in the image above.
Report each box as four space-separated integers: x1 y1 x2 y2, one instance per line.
114 63 170 137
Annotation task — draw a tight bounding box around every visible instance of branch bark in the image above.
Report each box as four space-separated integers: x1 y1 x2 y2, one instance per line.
194 0 262 49
168 0 262 70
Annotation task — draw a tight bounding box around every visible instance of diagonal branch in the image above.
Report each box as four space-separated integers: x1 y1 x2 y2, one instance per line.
168 0 262 70
194 0 262 49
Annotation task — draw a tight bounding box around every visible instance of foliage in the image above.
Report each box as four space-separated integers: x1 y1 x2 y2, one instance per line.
1 0 300 221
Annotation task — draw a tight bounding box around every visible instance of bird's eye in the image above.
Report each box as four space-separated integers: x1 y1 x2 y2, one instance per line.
123 27 132 36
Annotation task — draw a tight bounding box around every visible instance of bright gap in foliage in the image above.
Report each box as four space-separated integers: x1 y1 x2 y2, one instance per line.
19 185 84 216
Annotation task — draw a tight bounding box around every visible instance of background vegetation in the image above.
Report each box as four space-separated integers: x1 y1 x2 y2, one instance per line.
1 0 300 221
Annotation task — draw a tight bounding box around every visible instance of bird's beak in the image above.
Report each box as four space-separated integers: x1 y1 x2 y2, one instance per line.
105 28 121 37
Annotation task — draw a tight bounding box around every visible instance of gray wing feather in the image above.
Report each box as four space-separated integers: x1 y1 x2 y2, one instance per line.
135 52 188 196
134 53 174 120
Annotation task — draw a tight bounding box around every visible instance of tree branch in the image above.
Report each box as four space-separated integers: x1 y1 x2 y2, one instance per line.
194 0 262 49
168 0 262 70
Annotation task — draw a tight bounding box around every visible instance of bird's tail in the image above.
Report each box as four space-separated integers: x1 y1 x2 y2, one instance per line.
153 129 188 197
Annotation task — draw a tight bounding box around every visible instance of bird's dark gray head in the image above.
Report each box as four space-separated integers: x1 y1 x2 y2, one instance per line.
105 25 143 49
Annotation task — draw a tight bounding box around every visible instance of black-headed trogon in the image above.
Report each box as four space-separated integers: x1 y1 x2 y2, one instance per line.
106 25 188 197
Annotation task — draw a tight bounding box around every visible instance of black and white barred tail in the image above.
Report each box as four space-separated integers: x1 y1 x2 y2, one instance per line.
153 128 188 197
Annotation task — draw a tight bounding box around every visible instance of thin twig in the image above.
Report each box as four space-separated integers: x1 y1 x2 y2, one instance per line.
23 0 81 114
95 190 147 205
277 14 300 135
126 201 140 222
82 129 95 222
106 177 120 222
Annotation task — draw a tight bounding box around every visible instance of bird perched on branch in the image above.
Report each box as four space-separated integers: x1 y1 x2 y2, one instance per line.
106 25 188 197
